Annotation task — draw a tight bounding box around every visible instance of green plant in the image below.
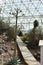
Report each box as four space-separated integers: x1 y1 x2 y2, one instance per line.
22 33 29 41
0 18 3 29
0 19 9 34
6 56 18 65
34 20 39 28
7 27 15 40
4 22 9 29
17 30 23 36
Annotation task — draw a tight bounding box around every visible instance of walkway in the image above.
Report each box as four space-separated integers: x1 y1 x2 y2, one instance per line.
17 36 40 65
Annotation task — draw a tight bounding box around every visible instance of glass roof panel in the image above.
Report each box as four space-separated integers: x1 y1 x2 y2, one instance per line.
0 0 43 32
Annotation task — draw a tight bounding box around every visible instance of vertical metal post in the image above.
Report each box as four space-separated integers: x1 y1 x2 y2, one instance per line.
39 40 43 65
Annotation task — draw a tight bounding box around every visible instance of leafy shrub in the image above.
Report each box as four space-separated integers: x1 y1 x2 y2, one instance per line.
5 56 17 65
17 30 23 36
34 20 39 28
22 33 29 41
7 27 15 40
